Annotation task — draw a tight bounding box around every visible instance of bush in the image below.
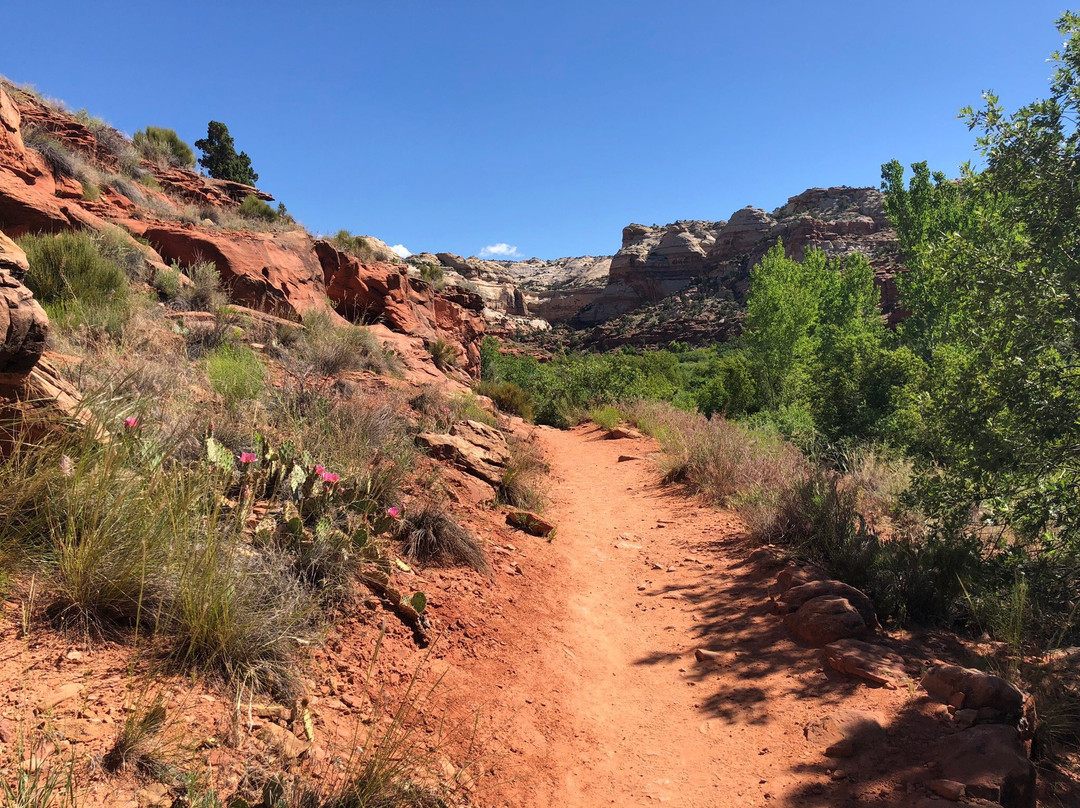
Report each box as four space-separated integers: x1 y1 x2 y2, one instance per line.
18 230 131 339
238 194 277 222
168 261 225 312
476 380 533 422
23 126 90 181
331 229 378 262
205 344 265 408
133 126 195 168
396 501 488 573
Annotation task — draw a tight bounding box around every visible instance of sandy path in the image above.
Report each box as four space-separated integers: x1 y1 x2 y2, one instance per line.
456 423 907 808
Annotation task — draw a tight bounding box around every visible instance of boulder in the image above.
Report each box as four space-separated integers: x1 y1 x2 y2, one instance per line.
921 664 1025 722
938 725 1035 808
778 579 880 631
768 563 830 598
416 420 510 487
783 596 867 646
823 638 907 688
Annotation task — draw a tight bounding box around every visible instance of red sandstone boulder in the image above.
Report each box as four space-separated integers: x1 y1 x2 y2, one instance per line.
784 595 868 646
0 231 47 374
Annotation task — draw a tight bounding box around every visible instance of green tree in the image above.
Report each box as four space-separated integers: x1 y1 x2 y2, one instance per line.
194 121 259 185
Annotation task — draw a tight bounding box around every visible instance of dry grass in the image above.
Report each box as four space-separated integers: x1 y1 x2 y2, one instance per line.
396 500 488 574
498 437 550 512
624 400 807 507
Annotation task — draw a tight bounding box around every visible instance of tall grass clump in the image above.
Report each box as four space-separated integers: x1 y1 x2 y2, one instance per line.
290 311 393 376
18 230 131 339
238 194 278 222
396 501 488 573
205 344 265 408
625 400 807 506
498 437 549 512
426 338 458 371
166 260 225 312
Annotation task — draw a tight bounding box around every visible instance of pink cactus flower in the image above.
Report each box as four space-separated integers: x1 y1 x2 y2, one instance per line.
239 452 257 464
320 470 341 484
387 507 401 518
314 464 325 476
124 416 139 428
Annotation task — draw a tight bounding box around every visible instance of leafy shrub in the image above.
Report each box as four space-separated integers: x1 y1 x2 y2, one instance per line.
331 229 378 262
133 126 195 168
238 194 277 222
417 263 444 284
396 501 487 573
205 344 265 408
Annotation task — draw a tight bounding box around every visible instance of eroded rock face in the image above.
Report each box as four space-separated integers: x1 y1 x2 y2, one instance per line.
573 186 902 327
318 241 486 375
143 225 334 320
0 231 46 375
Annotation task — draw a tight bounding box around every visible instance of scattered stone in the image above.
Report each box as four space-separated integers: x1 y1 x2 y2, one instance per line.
506 510 555 538
416 420 510 486
938 725 1035 808
954 709 978 728
258 723 311 761
784 596 867 646
136 782 172 808
768 563 831 598
928 779 965 801
250 703 290 720
822 639 907 688
605 427 642 440
40 683 82 711
694 648 736 666
617 455 643 462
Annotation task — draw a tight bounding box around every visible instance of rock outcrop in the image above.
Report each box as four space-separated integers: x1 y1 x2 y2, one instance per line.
572 187 901 328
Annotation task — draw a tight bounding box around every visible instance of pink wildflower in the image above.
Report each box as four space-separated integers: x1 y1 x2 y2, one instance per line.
314 464 325 476
320 470 341 484
387 506 401 518
124 416 139 429
239 452 257 464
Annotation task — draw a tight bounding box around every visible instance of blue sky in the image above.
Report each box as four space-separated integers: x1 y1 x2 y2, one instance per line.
2 1 1071 259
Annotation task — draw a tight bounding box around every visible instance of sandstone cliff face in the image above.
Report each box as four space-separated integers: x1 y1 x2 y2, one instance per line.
573 187 900 328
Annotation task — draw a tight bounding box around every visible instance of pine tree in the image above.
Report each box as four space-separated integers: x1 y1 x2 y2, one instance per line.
194 121 259 185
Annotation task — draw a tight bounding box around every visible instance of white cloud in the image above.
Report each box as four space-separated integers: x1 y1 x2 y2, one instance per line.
479 243 520 259
389 244 411 258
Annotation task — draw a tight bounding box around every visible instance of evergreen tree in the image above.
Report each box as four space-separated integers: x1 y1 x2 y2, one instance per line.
194 121 259 185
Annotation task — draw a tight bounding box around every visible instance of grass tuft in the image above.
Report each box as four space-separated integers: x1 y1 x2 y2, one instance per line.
396 501 488 573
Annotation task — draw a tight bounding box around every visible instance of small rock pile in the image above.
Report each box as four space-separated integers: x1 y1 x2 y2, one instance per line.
769 561 1038 807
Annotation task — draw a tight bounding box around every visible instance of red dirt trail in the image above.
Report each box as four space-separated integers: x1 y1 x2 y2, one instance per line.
448 424 916 808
